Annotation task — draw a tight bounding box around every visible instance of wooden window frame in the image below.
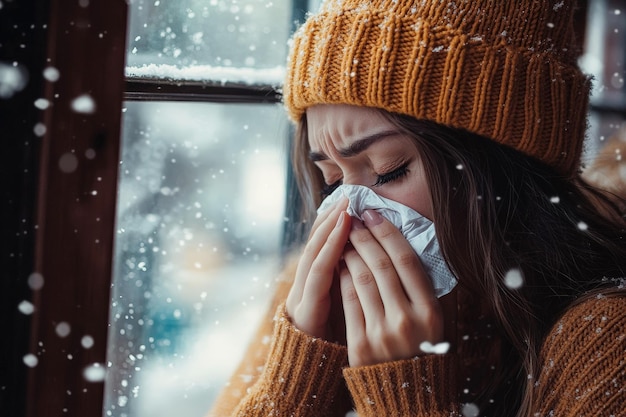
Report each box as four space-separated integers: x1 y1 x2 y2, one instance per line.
1 1 129 416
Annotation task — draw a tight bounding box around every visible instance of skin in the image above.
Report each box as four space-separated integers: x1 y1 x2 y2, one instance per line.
285 104 446 367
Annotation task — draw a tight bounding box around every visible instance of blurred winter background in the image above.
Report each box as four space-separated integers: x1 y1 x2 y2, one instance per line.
103 0 625 417
104 1 293 416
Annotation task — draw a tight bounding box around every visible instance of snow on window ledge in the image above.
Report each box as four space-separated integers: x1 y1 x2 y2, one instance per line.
125 64 286 86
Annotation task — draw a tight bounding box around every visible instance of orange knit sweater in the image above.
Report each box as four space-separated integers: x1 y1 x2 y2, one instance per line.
208 272 626 417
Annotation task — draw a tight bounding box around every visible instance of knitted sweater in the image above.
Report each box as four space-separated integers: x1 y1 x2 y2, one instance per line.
208 275 626 417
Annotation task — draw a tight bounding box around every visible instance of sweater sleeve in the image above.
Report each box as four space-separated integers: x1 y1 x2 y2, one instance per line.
343 354 459 416
531 295 626 417
227 304 351 417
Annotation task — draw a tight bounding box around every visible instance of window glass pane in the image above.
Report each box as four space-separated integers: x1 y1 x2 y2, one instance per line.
126 0 291 81
580 0 626 109
580 0 626 163
104 101 289 417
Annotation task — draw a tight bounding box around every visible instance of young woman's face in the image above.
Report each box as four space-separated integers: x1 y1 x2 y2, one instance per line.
307 104 433 220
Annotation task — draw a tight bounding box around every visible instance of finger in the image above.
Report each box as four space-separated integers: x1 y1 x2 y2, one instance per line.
342 234 384 322
307 196 349 243
288 197 349 305
297 210 352 317
339 261 366 348
361 209 436 307
347 217 411 312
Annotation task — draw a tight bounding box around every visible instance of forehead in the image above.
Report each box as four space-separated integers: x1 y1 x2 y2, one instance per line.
306 104 392 147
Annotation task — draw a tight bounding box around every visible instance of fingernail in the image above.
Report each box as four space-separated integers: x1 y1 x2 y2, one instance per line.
351 217 365 229
363 210 383 227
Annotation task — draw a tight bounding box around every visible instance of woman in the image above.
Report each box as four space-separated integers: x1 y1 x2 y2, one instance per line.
209 0 626 416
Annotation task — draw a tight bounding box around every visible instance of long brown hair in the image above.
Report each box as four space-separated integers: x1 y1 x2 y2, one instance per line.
290 109 626 416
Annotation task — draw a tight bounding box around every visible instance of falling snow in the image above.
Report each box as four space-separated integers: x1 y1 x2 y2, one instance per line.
83 363 106 382
18 300 35 315
28 272 44 290
0 62 28 98
33 123 46 137
43 66 60 82
34 98 50 110
23 354 38 368
71 94 96 114
461 403 480 417
58 153 79 173
504 268 524 289
419 341 451 354
81 335 95 349
55 322 71 338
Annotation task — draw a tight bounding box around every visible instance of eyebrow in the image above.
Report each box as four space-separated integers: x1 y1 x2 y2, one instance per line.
308 130 399 162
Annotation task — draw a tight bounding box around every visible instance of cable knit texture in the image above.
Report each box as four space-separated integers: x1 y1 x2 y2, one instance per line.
229 304 350 417
343 355 457 415
532 295 626 416
283 0 591 176
209 274 626 416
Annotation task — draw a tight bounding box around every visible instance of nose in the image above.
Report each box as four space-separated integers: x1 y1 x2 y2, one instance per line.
331 158 374 188
340 171 371 188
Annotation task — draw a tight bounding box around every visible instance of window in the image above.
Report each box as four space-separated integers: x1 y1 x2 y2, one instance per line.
0 1 624 417
105 1 300 416
106 102 288 416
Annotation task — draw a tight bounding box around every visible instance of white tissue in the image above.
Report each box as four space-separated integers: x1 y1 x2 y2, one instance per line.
317 185 457 298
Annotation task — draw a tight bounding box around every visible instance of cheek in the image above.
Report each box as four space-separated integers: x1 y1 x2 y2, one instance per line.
379 174 432 220
404 185 433 220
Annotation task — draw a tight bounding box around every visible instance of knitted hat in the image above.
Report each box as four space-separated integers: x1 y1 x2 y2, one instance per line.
283 0 591 176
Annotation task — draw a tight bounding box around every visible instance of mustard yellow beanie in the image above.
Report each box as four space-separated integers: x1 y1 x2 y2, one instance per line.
283 0 591 176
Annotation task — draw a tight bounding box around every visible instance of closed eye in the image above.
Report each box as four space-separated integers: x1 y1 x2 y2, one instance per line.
372 162 410 187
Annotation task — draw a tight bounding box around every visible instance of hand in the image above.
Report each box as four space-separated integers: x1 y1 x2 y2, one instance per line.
286 197 351 341
339 209 444 367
